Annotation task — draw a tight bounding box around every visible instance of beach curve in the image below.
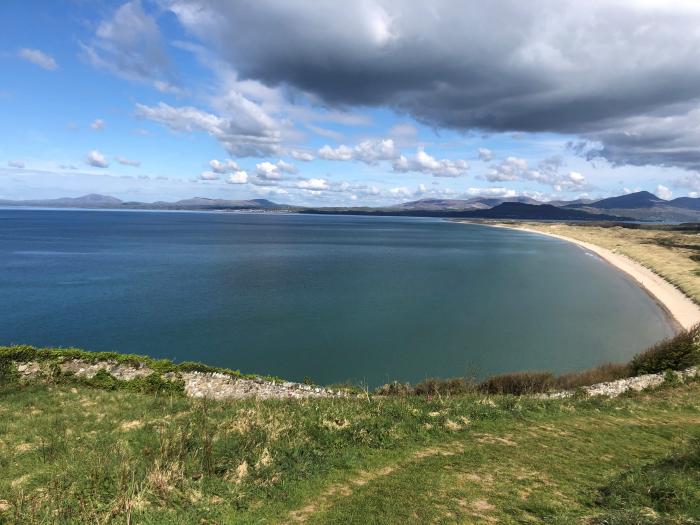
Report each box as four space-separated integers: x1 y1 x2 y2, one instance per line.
467 222 700 332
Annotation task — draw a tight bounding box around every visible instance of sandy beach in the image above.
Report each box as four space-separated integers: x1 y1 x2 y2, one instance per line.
471 222 700 332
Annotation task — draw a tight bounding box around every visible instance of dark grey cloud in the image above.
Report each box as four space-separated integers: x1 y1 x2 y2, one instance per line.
167 0 700 170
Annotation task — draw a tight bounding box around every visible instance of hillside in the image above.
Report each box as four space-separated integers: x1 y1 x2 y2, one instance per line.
567 191 700 222
1 330 699 523
1 356 698 523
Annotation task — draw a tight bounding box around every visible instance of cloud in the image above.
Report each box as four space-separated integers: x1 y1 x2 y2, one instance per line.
524 157 590 191
167 0 700 171
674 172 700 193
389 186 411 198
7 160 25 169
477 148 493 162
199 171 219 180
82 0 180 94
393 147 468 177
90 119 105 130
297 178 329 190
290 150 315 161
318 144 353 161
318 139 397 164
656 184 672 200
209 159 239 173
227 170 248 184
18 48 57 70
86 150 109 168
115 156 140 167
275 159 297 174
135 102 281 157
466 187 519 199
59 164 78 170
255 161 283 181
482 155 588 192
485 157 527 182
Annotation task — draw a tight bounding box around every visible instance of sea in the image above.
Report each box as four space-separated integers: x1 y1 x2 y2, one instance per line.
0 208 674 387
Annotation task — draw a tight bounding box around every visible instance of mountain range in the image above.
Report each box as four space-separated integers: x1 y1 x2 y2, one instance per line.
2 190 699 222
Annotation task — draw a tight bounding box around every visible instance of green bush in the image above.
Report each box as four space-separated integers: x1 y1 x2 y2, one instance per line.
631 325 700 375
478 371 555 395
375 381 414 396
414 377 475 396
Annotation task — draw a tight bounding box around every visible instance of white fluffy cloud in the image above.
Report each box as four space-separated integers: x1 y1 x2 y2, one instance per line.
275 159 297 174
478 148 493 162
86 150 109 168
135 102 281 157
318 139 398 165
115 155 140 167
465 187 519 198
7 160 25 169
393 147 469 177
485 157 528 182
291 150 315 161
91 119 105 130
199 171 219 180
255 161 283 181
227 171 248 184
389 186 411 197
209 159 239 173
656 184 672 200
81 0 180 94
18 48 57 70
297 178 329 190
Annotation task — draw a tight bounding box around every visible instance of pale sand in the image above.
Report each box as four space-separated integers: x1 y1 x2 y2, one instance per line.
470 222 700 332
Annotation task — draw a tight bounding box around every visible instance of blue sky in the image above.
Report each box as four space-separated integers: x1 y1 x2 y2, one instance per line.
1 0 699 205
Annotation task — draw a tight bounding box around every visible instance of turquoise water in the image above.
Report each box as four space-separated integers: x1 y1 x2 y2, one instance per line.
0 209 674 386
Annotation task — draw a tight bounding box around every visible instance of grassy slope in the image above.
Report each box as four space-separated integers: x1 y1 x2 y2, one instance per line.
1 379 698 524
497 223 700 305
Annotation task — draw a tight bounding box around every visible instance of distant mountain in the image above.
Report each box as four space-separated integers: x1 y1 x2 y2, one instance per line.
394 198 483 211
565 191 700 222
395 196 539 211
458 202 627 221
0 194 291 211
0 193 123 208
669 196 700 211
170 197 281 209
301 202 628 221
587 191 665 209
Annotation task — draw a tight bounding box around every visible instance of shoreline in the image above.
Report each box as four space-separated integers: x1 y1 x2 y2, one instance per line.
463 221 700 333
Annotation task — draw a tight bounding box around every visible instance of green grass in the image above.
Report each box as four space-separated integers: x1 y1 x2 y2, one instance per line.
0 345 283 383
1 375 699 523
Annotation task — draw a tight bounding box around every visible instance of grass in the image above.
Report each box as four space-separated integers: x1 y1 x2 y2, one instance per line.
0 345 283 384
0 372 699 523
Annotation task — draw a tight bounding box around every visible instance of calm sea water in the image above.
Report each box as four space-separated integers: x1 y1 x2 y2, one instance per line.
0 209 674 386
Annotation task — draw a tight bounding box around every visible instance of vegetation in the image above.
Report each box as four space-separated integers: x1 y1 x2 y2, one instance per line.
632 325 700 375
0 372 697 523
0 345 283 384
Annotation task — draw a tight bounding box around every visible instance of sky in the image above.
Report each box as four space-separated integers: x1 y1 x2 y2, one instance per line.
2 0 700 206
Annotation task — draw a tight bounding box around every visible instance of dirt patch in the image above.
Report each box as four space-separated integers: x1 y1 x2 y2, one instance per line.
119 420 144 431
474 434 517 447
287 442 464 522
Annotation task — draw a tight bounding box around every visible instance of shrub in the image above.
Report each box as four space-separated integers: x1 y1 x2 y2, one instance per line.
555 362 631 390
478 371 555 395
630 325 700 375
375 381 414 396
414 377 475 396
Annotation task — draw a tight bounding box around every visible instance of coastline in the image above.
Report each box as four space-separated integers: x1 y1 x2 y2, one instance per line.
463 221 700 333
